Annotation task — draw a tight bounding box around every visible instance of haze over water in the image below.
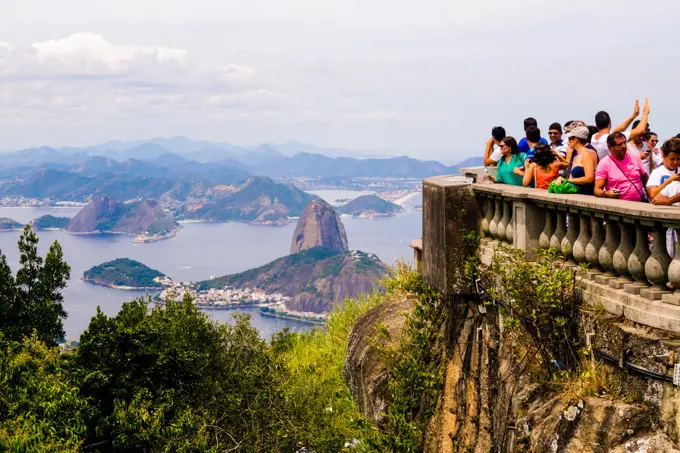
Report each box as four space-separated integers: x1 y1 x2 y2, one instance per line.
0 192 421 339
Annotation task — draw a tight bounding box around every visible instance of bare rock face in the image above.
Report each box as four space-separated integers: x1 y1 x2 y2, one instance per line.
290 199 348 254
344 297 414 426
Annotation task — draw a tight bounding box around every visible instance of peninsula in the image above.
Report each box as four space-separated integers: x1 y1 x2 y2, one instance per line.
83 258 169 290
66 196 181 242
0 218 23 231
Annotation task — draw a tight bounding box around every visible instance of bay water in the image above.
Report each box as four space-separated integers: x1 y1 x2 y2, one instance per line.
0 192 422 339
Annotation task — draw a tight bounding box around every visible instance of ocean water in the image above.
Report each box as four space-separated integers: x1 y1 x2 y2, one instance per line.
0 193 422 339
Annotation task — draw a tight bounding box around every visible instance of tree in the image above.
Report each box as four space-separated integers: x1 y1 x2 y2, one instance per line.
0 225 70 344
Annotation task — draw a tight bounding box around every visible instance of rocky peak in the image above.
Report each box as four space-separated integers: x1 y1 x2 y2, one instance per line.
290 199 348 254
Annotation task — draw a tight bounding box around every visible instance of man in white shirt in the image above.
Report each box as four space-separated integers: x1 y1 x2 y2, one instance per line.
483 126 507 166
548 122 569 156
591 98 650 160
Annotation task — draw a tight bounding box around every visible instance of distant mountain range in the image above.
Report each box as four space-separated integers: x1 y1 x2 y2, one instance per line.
0 137 480 179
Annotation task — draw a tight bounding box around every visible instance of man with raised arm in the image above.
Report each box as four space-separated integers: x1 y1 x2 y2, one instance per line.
591 98 651 160
483 126 507 166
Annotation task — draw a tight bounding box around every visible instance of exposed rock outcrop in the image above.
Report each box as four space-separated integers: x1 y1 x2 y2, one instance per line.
344 297 414 425
291 199 348 253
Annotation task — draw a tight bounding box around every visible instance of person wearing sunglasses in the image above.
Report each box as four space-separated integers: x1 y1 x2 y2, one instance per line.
594 132 649 201
489 137 526 186
646 132 663 171
548 123 568 157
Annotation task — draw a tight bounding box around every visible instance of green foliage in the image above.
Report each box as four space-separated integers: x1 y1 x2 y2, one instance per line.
0 336 88 452
478 246 581 374
0 225 70 344
31 215 71 230
378 262 447 451
271 293 385 450
83 258 165 288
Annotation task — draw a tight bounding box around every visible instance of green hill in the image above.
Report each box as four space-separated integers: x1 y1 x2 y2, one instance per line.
337 194 403 217
83 258 166 289
30 215 70 230
198 246 387 313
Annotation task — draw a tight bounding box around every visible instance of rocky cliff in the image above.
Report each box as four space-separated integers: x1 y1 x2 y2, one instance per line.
66 195 178 236
345 296 680 452
199 201 386 313
290 199 348 253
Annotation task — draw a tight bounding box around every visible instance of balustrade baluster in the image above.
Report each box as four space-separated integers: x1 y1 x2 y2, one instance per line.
585 218 605 268
613 222 635 278
668 228 680 294
645 225 672 289
539 210 554 249
480 197 492 237
550 211 566 251
497 201 510 242
489 199 501 239
573 214 591 264
598 219 619 274
628 223 651 282
505 202 514 245
561 212 579 261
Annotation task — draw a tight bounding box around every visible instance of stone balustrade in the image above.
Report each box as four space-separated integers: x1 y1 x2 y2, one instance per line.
474 182 680 331
412 173 680 333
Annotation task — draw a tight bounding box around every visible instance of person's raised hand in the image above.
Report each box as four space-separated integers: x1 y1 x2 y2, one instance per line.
643 97 650 116
633 99 640 117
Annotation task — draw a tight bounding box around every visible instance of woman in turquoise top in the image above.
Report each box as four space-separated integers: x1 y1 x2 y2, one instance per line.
490 137 526 186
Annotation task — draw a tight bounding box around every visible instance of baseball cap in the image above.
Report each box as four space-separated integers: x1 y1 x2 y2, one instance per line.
566 126 589 140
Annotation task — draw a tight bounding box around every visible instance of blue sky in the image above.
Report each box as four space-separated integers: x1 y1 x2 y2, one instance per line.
1 0 679 161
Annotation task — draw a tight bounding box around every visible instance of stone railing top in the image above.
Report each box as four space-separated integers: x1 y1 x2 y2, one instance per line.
473 182 680 227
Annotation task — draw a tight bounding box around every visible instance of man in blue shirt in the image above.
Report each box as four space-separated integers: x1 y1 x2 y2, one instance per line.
518 117 549 156
520 126 548 162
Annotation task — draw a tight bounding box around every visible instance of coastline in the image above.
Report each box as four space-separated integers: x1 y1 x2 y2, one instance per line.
82 277 162 291
393 191 420 205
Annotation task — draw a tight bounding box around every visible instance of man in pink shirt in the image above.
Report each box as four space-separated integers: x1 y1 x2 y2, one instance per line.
595 132 649 201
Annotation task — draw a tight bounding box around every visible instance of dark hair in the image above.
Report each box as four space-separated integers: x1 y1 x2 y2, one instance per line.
491 126 506 142
501 136 519 155
648 132 658 139
564 120 574 129
676 133 680 139
532 142 556 170
607 131 627 148
662 138 680 157
523 117 538 131
595 111 611 130
632 120 641 129
549 122 562 133
587 126 599 143
526 126 541 143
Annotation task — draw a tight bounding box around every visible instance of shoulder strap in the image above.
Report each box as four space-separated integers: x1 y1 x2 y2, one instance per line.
610 156 648 202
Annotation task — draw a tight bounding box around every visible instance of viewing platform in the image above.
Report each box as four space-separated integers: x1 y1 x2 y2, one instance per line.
412 168 680 333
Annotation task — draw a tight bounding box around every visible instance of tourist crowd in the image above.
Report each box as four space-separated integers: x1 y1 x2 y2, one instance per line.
483 99 680 205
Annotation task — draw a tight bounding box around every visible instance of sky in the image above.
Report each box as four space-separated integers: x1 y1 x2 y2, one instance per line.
1 0 679 161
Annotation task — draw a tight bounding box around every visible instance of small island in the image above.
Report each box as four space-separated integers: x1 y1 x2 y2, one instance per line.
337 194 403 218
83 258 170 290
0 217 24 231
30 215 71 230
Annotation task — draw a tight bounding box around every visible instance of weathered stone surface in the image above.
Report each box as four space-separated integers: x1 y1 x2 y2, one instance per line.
290 199 348 254
344 297 414 426
421 177 479 294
